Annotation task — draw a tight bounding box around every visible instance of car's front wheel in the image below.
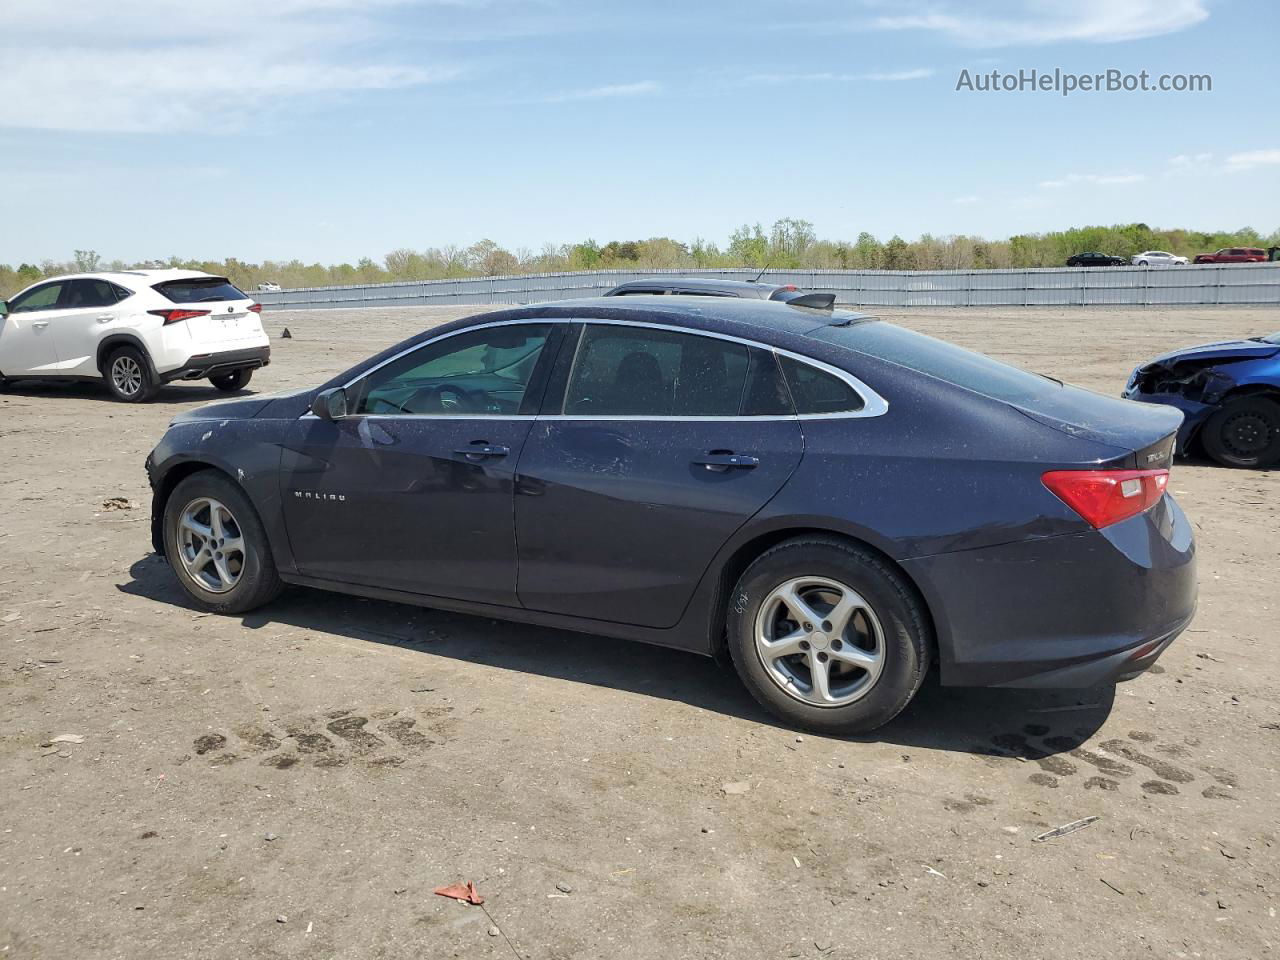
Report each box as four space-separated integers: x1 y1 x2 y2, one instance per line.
105 346 157 402
727 536 931 734
1201 397 1280 468
163 470 283 613
210 369 253 392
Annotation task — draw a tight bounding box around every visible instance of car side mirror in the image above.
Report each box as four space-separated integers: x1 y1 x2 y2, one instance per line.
311 387 348 420
0 301 8 318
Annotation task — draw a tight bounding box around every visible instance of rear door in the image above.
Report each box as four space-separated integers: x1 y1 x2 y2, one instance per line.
280 322 558 605
514 322 803 628
0 281 64 375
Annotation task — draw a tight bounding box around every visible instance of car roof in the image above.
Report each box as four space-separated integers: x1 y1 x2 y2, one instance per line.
464 295 873 344
607 277 784 297
28 268 219 286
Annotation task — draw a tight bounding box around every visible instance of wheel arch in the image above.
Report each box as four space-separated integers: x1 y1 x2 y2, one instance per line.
96 334 158 377
702 524 939 669
150 460 239 555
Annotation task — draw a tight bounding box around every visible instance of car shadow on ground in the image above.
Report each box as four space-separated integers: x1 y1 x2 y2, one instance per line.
0 381 252 405
120 555 1115 759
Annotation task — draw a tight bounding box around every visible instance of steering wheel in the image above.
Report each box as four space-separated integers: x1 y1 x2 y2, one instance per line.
411 384 484 414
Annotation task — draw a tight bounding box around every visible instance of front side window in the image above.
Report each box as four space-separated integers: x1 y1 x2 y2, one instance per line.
564 325 753 417
351 324 551 416
62 279 120 309
779 355 865 414
9 282 64 313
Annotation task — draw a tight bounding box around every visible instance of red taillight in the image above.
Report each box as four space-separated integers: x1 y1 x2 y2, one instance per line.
1042 469 1169 529
248 303 262 313
148 308 210 326
781 284 797 291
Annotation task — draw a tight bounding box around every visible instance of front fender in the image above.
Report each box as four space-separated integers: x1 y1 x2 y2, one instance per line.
146 421 290 571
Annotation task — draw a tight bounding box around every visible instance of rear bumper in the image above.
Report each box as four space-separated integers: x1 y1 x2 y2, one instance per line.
903 494 1197 688
161 345 271 383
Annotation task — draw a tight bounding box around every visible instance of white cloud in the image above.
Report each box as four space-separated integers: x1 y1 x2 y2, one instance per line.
953 196 981 205
1225 149 1280 171
1169 152 1214 168
745 69 933 84
0 0 463 132
538 82 662 103
866 0 1208 46
1039 173 1145 188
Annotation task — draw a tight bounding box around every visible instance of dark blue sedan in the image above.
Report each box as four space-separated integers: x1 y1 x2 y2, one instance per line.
146 298 1197 733
1125 332 1280 468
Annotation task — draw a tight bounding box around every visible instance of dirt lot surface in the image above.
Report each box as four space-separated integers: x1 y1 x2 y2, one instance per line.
2 305 1277 960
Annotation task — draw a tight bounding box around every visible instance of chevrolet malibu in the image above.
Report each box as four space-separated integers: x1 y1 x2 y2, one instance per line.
146 298 1197 733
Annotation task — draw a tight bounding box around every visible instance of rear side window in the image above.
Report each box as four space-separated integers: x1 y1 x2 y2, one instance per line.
61 278 120 309
779 355 865 414
564 325 753 417
153 277 248 304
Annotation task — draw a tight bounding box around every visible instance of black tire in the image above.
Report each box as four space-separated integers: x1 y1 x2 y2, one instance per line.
727 536 931 735
210 368 253 392
1200 397 1280 468
105 346 157 402
163 470 283 614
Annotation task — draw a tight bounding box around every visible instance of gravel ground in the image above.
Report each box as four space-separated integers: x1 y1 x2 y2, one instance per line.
1 304 1277 960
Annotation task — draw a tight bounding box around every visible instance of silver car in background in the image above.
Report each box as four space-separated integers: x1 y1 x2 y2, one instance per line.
1132 250 1189 266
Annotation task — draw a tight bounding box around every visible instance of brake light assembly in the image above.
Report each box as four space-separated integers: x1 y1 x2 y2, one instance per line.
1041 468 1170 529
148 308 210 326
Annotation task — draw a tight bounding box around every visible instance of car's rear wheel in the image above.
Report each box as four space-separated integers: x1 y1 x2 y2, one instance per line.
105 346 157 402
210 368 253 392
163 471 283 613
1201 397 1280 468
1138 259 1149 266
727 537 931 734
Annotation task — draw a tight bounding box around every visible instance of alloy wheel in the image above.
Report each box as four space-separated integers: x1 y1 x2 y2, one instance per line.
177 497 246 593
754 576 885 707
111 355 143 397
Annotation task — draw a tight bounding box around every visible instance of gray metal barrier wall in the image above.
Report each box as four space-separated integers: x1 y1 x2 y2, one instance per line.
252 263 1280 310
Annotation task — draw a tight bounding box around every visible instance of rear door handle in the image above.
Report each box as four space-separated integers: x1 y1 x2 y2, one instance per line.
692 451 759 472
453 444 510 460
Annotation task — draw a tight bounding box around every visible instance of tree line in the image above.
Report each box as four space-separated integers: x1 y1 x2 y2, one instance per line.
3 220 1277 297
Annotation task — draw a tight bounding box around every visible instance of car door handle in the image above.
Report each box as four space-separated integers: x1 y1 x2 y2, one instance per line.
453 443 510 460
692 451 759 472
32 320 49 329
96 314 114 323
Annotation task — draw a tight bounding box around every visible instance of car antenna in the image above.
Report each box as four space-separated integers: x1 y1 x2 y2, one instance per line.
750 259 772 284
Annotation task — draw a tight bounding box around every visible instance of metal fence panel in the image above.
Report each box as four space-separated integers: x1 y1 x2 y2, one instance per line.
250 263 1280 311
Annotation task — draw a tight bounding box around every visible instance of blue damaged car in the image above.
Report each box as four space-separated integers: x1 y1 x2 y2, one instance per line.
1125 331 1280 468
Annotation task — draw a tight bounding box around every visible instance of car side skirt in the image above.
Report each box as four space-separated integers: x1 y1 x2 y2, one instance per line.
278 571 717 655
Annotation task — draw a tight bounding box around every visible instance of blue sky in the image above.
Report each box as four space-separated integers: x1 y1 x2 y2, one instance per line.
0 0 1276 264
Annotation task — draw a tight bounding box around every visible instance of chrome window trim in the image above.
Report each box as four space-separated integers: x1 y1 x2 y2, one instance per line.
301 315 889 422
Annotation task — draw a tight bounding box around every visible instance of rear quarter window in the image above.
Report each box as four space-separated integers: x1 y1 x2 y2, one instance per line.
778 355 864 414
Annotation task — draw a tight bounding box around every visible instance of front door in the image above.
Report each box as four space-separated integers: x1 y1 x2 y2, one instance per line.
0 281 64 376
515 322 804 628
280 322 558 606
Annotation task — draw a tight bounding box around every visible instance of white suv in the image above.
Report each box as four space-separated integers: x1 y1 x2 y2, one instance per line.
0 270 271 402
